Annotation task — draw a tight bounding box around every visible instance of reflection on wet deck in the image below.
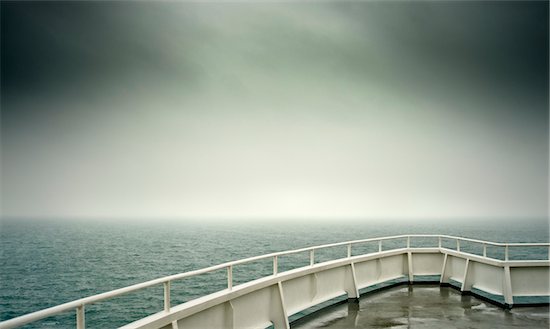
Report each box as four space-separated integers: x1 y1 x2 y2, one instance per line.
292 285 549 329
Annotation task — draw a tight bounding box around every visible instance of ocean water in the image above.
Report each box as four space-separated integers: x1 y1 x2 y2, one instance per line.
0 219 548 328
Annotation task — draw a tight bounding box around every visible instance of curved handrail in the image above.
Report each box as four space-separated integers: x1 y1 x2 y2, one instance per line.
1 234 548 329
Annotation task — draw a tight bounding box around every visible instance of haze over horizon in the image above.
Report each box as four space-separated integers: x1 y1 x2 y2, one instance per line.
1 1 548 222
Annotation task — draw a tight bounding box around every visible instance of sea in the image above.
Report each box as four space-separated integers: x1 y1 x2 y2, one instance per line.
0 218 548 328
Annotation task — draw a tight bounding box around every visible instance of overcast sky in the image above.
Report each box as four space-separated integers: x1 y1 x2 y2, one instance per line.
1 1 548 221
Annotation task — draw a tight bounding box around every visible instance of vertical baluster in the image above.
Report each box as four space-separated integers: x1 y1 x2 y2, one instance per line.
378 240 382 252
347 244 351 258
505 245 509 261
438 237 442 249
273 255 278 275
164 281 171 312
457 240 460 252
310 249 315 266
407 236 410 249
76 305 85 329
483 244 487 257
227 265 233 290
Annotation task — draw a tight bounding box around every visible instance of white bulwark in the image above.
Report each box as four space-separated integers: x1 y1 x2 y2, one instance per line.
1 235 549 329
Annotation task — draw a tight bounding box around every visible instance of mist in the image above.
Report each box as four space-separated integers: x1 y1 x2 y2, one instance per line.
1 1 548 222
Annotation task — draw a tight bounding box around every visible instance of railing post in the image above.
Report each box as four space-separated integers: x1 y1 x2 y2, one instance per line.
227 265 233 290
503 266 513 306
76 305 85 329
163 281 171 312
438 237 442 249
6 235 550 329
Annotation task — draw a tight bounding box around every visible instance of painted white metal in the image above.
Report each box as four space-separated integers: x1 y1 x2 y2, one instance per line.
281 274 316 315
407 252 414 282
163 282 171 312
227 266 233 290
1 235 548 329
469 262 504 295
510 267 550 296
353 252 409 289
503 266 513 305
460 259 471 292
76 305 84 329
349 263 360 298
276 282 290 329
440 253 449 283
411 253 444 275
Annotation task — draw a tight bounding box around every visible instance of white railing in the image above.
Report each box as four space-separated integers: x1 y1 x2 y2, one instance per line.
0 234 548 329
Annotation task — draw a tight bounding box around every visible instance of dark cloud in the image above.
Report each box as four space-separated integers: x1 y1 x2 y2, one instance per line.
1 1 547 219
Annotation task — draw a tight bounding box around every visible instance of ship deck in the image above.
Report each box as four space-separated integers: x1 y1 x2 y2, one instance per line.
293 285 550 329
2 234 548 329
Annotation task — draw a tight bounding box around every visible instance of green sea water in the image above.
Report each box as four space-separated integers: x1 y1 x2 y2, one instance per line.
0 219 548 328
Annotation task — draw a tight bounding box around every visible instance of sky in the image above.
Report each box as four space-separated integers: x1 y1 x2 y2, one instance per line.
1 1 548 221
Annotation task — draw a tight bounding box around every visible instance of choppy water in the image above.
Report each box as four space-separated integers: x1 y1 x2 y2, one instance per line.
0 219 548 328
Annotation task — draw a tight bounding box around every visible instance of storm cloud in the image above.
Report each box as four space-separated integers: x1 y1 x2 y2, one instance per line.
1 1 548 220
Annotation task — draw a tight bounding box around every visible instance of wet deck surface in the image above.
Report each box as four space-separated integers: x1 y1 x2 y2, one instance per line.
292 285 549 329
